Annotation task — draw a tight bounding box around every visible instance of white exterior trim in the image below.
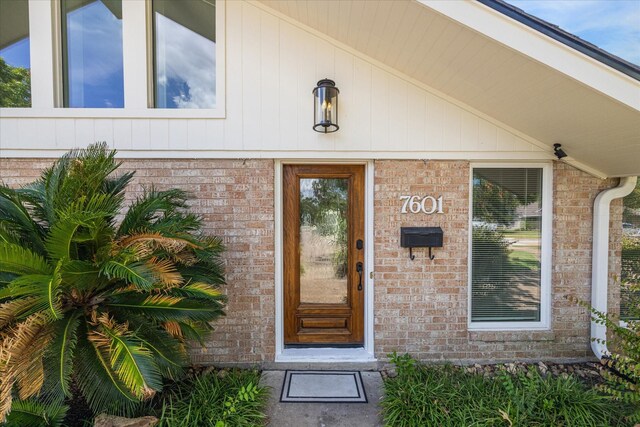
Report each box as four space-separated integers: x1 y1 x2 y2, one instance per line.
421 0 640 111
468 162 553 331
0 149 554 161
5 0 226 118
274 159 376 363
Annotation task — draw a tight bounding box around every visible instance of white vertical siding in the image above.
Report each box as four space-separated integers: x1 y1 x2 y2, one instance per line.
0 1 547 159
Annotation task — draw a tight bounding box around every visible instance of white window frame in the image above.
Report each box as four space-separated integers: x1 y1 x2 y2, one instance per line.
1 0 225 118
468 162 553 331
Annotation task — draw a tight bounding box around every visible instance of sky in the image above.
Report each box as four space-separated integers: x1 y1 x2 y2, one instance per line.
507 0 640 66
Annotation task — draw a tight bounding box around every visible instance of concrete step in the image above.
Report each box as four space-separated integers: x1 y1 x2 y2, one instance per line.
259 370 384 427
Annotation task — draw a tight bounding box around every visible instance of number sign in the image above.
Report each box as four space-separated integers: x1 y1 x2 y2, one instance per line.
400 195 444 214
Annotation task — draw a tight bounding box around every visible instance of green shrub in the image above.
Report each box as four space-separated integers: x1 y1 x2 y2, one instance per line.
153 369 268 427
589 277 640 423
381 353 629 427
472 226 511 280
0 144 226 421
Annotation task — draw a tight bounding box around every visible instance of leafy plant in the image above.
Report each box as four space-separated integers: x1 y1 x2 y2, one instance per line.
381 353 629 427
0 143 226 421
154 369 268 427
587 274 640 423
3 399 67 427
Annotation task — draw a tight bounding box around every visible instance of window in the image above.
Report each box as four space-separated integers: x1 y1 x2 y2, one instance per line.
0 0 31 107
621 178 640 321
470 165 551 328
152 0 217 109
61 0 124 108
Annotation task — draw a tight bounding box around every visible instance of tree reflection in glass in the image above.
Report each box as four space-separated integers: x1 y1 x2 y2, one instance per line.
299 178 349 305
471 168 543 322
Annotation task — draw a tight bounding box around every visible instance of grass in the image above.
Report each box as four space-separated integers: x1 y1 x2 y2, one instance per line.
381 354 633 427
503 230 540 239
143 369 269 427
508 250 540 270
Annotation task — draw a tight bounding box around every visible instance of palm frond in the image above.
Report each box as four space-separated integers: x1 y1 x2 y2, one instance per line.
175 320 214 346
1 313 55 404
116 188 190 236
149 211 202 235
103 171 135 200
0 242 52 276
0 297 44 329
173 282 224 301
180 262 226 286
162 320 183 339
146 257 183 287
106 293 224 323
60 260 102 290
0 187 45 252
100 260 156 291
0 221 22 245
74 334 139 415
3 399 68 427
132 321 187 380
116 232 199 254
89 314 162 398
42 313 80 400
44 216 87 261
0 263 64 320
15 183 49 226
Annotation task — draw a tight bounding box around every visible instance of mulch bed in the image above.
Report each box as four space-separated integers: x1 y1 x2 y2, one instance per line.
382 361 609 386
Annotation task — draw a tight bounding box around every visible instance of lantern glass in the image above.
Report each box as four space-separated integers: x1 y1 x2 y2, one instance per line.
313 79 339 133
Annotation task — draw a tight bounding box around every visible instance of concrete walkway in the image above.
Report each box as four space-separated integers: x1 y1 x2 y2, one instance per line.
259 371 384 427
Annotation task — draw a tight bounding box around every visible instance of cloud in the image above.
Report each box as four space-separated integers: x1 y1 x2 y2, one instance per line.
66 1 124 87
155 13 216 109
508 0 640 65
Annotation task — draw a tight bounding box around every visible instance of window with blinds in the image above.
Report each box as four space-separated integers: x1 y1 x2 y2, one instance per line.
471 167 544 323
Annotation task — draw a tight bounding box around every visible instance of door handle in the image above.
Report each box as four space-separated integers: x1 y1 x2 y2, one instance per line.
356 262 363 291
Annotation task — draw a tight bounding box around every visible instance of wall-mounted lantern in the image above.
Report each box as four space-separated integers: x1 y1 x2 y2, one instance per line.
313 79 339 133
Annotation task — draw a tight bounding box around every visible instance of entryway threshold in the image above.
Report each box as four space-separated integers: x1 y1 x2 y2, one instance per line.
275 347 376 363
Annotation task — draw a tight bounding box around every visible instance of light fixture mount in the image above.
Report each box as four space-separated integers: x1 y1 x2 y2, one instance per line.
553 143 568 159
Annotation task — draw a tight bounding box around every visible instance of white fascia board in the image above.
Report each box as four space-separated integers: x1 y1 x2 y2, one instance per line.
0 149 556 161
419 1 640 112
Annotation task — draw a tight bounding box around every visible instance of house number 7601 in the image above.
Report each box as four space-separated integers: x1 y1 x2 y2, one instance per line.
400 195 444 214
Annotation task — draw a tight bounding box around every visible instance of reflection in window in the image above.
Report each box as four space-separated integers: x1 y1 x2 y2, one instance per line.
0 0 31 107
153 0 216 109
621 178 640 321
299 178 349 305
471 168 543 322
61 0 124 108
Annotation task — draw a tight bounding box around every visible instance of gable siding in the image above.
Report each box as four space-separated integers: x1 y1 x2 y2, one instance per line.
0 1 547 159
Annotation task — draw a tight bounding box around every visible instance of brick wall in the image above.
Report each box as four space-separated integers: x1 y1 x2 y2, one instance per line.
373 160 621 363
0 158 276 365
0 157 622 364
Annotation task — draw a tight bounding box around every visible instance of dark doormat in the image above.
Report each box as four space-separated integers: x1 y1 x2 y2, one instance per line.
280 370 368 403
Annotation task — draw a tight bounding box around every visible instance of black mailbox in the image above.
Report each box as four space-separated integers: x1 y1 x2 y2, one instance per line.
400 227 443 260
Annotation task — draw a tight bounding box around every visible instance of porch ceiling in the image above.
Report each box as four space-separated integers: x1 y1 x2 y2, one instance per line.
257 0 640 178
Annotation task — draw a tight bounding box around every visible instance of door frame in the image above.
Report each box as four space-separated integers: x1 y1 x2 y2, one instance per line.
274 160 375 362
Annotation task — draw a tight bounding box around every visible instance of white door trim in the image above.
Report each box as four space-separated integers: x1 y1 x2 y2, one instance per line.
274 159 376 362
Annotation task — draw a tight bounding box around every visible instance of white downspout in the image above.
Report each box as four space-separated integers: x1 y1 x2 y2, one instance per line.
591 176 637 359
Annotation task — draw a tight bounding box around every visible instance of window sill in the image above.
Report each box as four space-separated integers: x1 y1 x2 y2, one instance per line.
0 107 225 119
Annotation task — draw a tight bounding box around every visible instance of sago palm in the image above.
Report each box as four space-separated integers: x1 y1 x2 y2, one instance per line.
0 144 226 421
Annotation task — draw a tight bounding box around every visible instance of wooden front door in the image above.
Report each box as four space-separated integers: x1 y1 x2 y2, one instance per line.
283 164 365 345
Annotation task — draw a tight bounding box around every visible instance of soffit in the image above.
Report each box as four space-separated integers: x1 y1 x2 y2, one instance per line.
257 0 640 178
